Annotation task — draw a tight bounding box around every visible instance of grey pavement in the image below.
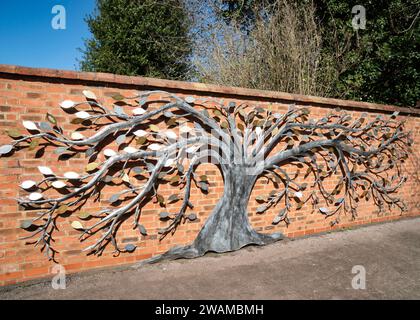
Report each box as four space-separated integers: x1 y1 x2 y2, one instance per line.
1 217 419 299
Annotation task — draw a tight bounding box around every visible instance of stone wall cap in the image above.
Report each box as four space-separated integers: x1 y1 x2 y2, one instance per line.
0 64 418 115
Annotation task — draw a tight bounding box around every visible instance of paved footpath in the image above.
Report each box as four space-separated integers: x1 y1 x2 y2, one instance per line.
1 217 419 299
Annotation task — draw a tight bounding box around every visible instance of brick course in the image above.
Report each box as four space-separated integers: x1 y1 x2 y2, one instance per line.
0 64 419 286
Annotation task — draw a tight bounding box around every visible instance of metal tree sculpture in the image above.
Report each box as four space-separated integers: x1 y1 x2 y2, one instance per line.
0 90 412 262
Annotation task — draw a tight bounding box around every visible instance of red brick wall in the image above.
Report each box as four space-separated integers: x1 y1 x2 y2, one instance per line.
0 65 419 286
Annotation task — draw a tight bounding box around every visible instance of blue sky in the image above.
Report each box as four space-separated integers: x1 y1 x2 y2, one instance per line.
0 1 95 70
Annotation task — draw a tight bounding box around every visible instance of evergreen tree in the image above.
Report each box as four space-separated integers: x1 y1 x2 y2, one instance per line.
80 0 192 80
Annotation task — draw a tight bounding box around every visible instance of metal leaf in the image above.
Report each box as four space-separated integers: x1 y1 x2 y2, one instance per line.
148 143 162 151
85 147 96 157
85 162 100 172
319 207 329 214
39 122 53 131
5 129 21 138
56 205 69 215
77 212 90 220
300 183 308 190
112 93 125 101
199 181 208 192
38 166 54 175
255 195 266 202
71 221 84 230
28 139 39 151
164 158 175 167
124 244 136 252
167 118 177 127
116 134 126 145
136 136 148 146
187 213 197 221
114 105 127 117
213 110 222 117
0 144 13 155
146 163 155 172
64 172 80 180
185 96 195 104
54 147 69 155
132 167 145 174
109 194 120 203
82 90 97 100
29 192 43 201
238 109 247 117
177 164 184 173
60 100 75 109
391 111 399 118
104 149 117 157
138 224 147 236
256 205 267 213
75 111 90 119
159 211 170 219
301 108 310 115
20 180 36 190
335 198 344 205
201 109 209 117
149 124 160 132
133 107 146 115
103 175 113 183
123 146 138 154
168 194 179 203
156 194 165 205
20 219 33 230
52 180 66 189
71 118 84 125
272 215 282 225
294 191 303 199
22 120 38 131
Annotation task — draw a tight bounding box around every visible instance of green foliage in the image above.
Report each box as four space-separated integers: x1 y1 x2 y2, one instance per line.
214 0 420 107
318 0 420 107
80 0 192 80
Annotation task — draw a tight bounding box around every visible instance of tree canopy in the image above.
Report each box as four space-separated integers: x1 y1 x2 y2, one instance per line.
318 0 420 107
80 0 192 80
210 0 420 107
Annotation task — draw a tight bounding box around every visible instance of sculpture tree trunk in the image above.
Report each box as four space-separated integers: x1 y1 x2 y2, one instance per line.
146 166 284 263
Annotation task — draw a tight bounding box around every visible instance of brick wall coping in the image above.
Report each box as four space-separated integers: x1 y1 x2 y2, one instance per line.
1 64 418 115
